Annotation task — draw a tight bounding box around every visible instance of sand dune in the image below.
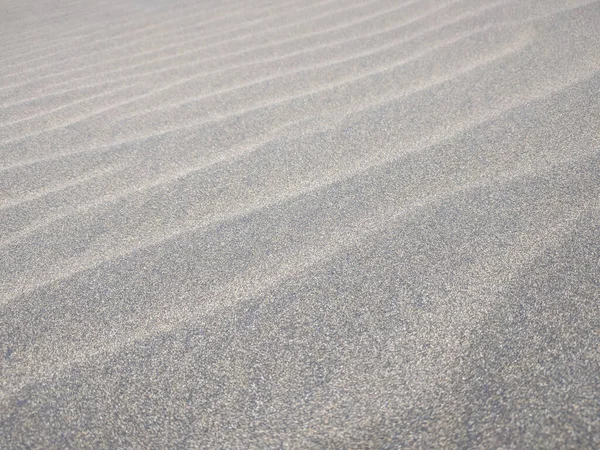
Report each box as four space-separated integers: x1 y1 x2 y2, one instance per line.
1 0 599 448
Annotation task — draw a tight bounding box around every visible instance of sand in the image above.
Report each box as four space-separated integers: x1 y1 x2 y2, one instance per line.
1 0 599 448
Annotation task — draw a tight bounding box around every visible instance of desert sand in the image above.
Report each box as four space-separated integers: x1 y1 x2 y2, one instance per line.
1 0 599 448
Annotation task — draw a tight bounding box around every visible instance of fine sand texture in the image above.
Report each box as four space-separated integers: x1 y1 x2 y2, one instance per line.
1 0 599 448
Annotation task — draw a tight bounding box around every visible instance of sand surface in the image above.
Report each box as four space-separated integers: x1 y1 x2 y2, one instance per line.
1 0 599 448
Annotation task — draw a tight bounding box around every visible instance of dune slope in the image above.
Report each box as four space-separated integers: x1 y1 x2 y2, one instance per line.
1 0 599 448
